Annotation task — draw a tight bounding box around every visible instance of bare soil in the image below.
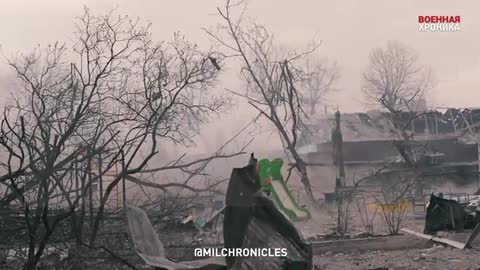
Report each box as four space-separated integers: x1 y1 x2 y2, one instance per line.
299 201 480 269
313 245 480 270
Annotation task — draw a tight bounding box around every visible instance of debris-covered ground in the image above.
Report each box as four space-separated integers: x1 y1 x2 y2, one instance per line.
297 202 426 239
299 203 480 270
314 245 480 270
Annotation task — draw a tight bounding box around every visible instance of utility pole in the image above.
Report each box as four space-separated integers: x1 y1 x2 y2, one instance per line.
121 150 126 210
332 110 347 235
98 153 103 206
332 111 346 186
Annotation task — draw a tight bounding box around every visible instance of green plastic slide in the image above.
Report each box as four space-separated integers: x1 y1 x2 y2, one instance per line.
258 158 310 220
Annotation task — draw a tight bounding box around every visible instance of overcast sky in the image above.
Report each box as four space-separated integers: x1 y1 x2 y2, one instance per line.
1 0 479 153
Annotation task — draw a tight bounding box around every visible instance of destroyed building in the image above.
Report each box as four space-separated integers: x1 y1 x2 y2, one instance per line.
298 108 480 197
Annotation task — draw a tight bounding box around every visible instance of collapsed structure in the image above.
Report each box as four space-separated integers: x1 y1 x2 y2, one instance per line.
297 108 480 196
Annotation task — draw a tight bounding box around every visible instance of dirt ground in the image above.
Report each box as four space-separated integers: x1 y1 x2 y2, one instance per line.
298 202 480 270
313 245 480 270
165 193 480 269
296 201 426 239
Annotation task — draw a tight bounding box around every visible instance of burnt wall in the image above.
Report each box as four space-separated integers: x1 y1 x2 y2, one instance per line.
427 138 478 162
309 138 478 163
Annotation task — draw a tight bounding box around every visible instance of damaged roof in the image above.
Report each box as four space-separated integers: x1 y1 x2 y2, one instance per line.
303 108 480 144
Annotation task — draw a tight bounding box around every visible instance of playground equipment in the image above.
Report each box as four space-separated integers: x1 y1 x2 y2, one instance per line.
258 158 310 220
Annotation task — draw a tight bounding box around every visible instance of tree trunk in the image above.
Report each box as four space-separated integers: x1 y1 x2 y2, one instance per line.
24 257 39 270
298 163 315 203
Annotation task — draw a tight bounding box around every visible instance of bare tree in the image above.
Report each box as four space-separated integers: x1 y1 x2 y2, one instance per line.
362 41 436 200
372 175 415 235
362 41 434 159
355 191 378 236
335 189 353 237
300 57 339 115
204 0 329 203
0 7 244 269
362 40 433 113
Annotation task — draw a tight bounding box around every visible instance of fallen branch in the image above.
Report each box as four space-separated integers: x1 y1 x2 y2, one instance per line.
124 175 227 195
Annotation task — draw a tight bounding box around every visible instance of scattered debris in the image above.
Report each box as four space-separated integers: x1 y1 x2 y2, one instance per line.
126 154 313 270
420 244 445 254
424 194 480 235
224 154 312 269
126 204 226 270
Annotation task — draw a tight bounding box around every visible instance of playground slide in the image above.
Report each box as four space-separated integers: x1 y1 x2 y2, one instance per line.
258 158 310 220
270 180 309 220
